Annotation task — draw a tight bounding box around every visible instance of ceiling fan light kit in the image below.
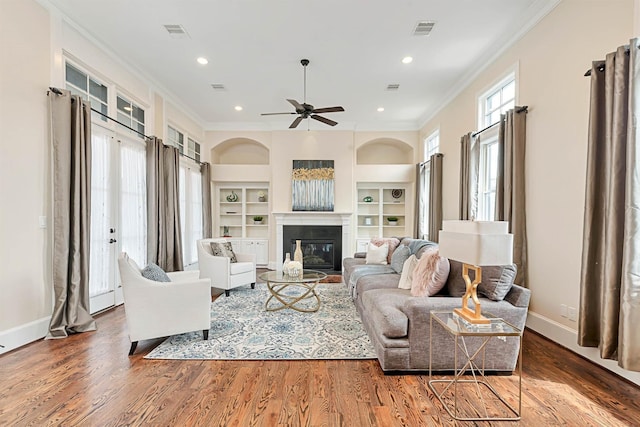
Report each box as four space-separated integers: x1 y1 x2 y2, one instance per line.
261 59 345 129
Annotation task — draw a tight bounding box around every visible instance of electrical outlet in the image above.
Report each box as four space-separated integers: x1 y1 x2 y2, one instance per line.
560 304 568 318
38 216 47 229
567 307 577 322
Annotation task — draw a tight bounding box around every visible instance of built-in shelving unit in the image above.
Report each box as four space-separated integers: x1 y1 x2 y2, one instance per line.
356 184 407 248
216 183 270 265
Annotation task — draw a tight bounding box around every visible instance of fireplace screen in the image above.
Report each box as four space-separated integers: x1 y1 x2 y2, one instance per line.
291 240 334 270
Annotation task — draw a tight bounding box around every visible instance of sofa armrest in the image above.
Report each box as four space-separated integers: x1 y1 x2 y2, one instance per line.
504 284 531 308
354 252 366 258
235 252 257 264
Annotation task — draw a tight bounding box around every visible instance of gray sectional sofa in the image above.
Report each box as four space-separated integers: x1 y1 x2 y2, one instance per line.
343 237 531 373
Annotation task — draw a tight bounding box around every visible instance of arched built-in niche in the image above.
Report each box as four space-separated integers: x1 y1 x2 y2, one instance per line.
211 138 269 164
356 138 413 165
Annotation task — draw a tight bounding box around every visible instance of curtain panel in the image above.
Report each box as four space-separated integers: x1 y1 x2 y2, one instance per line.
146 137 184 272
579 39 640 371
428 153 444 243
414 163 426 239
201 162 212 238
47 90 97 338
496 108 528 287
459 132 479 220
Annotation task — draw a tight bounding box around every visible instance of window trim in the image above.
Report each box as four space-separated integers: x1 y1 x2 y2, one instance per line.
423 129 440 162
477 68 518 130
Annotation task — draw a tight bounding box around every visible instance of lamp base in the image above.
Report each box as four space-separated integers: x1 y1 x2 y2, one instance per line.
453 306 490 324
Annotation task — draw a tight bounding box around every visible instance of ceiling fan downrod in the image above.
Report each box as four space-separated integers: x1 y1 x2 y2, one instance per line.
301 59 309 104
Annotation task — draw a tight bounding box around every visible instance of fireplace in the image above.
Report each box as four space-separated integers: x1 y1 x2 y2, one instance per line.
283 225 342 273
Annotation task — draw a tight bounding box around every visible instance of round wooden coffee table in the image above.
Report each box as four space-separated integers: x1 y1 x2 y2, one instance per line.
258 269 327 312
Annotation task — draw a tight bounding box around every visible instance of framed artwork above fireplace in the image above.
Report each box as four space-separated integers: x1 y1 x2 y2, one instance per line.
292 160 334 211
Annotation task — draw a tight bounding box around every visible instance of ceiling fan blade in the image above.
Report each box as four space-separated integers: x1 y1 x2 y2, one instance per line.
311 115 338 126
289 116 303 128
287 99 304 111
261 112 296 116
312 106 345 114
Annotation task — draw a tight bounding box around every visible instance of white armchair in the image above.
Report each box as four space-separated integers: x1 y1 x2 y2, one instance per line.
117 252 212 355
197 238 256 296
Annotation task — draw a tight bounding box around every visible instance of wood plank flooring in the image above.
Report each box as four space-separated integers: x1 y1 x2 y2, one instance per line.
1 304 640 426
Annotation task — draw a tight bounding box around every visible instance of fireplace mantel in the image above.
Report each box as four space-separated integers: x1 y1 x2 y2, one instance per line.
274 212 352 270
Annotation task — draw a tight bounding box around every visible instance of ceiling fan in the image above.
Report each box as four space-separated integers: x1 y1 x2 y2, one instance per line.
261 59 345 129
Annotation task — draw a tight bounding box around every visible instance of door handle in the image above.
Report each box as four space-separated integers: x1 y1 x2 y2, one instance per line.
110 228 116 233
109 238 117 244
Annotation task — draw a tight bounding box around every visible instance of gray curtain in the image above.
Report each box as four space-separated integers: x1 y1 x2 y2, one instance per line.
47 90 97 338
146 137 183 272
579 39 640 372
459 132 479 220
414 163 426 239
201 162 212 238
495 108 528 287
428 153 444 243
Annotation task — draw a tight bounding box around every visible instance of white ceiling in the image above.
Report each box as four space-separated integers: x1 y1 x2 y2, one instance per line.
46 0 559 131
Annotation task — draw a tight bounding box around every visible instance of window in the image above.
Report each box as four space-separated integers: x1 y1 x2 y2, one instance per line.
424 130 439 162
179 163 203 266
167 125 201 162
478 138 499 221
188 137 201 162
167 126 184 154
479 74 515 128
65 62 108 122
117 95 145 136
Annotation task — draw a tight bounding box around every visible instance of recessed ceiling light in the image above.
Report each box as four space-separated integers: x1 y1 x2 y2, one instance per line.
197 57 208 65
402 56 413 64
234 106 243 111
377 107 385 112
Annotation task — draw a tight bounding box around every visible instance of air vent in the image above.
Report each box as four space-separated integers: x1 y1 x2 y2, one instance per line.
413 21 435 36
163 24 189 38
211 84 227 91
386 84 400 91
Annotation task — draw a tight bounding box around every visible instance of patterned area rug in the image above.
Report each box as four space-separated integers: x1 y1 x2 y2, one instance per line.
144 282 376 360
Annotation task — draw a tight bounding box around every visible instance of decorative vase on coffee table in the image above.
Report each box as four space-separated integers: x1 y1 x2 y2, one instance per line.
283 252 291 272
294 240 304 269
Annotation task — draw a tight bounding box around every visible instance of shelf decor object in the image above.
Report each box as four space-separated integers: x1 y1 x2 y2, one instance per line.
253 216 263 224
363 195 373 203
226 191 238 202
386 217 398 225
438 220 513 324
391 189 403 199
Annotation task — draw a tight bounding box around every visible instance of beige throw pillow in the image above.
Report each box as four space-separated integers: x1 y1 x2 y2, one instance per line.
366 242 389 265
370 237 400 264
398 255 418 289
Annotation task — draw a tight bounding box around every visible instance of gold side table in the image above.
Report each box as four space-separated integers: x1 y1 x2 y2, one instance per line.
429 310 522 422
258 270 327 312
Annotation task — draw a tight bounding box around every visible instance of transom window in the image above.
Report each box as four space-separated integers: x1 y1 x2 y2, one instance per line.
479 74 515 128
65 62 108 122
167 125 201 162
117 95 145 136
424 130 440 162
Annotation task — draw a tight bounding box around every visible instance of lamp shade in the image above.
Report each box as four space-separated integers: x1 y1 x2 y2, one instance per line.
438 220 513 266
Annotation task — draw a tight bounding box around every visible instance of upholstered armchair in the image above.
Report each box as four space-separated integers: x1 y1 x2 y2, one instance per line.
117 252 212 355
197 238 256 296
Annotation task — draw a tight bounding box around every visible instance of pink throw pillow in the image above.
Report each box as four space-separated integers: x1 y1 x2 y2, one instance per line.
370 237 400 264
411 247 450 297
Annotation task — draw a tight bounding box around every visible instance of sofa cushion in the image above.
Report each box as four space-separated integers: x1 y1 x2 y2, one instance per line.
398 255 418 290
230 261 254 275
446 259 517 301
141 263 171 282
390 245 411 273
210 241 237 263
411 247 450 297
362 289 410 338
366 242 389 264
370 237 400 264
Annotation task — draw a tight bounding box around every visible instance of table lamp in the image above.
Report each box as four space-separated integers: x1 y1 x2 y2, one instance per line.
438 220 513 324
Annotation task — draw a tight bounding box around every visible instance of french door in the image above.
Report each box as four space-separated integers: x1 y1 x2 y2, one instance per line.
89 125 146 313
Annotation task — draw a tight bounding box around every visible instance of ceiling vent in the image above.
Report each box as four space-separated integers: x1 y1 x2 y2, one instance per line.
163 24 189 39
210 84 227 91
413 21 435 36
386 84 400 91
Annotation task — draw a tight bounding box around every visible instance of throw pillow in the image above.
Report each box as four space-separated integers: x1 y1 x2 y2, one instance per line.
141 263 171 282
411 247 450 297
398 255 418 289
366 242 389 265
370 237 400 264
210 241 238 263
446 260 517 301
390 245 411 273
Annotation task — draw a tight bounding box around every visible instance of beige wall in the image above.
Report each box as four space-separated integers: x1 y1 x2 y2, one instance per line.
420 0 635 328
0 0 52 330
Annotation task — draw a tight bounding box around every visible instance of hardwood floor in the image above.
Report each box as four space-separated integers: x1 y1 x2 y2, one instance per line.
1 305 640 426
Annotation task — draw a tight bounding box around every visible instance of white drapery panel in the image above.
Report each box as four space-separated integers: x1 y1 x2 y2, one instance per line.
120 141 147 267
180 165 203 266
89 132 110 298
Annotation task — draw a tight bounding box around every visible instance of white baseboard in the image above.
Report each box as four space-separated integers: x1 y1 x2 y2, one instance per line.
0 316 50 355
526 311 640 387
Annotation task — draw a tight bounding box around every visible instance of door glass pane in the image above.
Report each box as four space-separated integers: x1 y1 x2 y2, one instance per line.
89 132 111 297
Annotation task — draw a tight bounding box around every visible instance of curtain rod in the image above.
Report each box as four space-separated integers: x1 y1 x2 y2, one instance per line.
584 44 638 76
472 105 528 137
47 86 203 165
